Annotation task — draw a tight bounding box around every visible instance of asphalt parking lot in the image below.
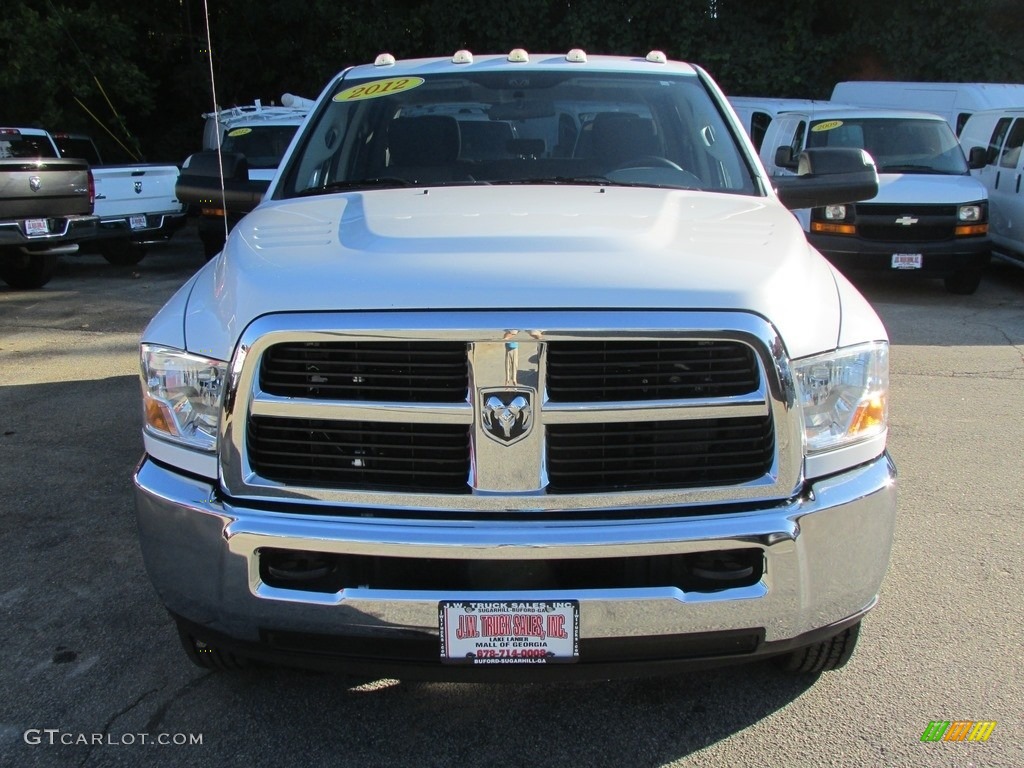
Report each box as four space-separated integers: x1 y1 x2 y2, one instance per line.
1 223 1022 767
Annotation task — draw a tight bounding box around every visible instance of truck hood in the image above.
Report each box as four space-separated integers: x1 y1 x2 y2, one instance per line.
173 186 865 360
872 173 987 204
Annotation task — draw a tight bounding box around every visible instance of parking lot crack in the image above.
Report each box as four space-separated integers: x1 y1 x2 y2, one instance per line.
143 673 215 733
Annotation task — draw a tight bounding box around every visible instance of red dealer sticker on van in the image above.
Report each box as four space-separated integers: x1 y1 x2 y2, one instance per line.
333 77 424 103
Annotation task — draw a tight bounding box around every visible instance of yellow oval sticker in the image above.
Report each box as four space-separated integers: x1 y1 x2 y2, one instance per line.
227 127 252 137
812 120 844 132
333 77 424 103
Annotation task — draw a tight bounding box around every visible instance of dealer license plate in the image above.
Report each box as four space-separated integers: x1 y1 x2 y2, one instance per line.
892 253 923 269
439 600 579 664
25 218 48 236
130 215 147 230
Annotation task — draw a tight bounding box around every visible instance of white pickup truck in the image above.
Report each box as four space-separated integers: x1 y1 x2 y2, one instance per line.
134 50 896 681
52 133 186 265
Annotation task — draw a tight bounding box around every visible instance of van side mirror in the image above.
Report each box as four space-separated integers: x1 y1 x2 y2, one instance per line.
175 151 269 214
967 146 986 170
774 145 799 170
774 148 879 211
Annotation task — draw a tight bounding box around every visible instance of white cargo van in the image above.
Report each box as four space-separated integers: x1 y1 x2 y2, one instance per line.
831 82 1024 136
959 108 1024 266
760 106 990 293
728 97 841 151
188 94 313 256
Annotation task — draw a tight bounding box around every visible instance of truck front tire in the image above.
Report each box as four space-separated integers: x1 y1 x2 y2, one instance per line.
774 621 861 674
176 622 250 671
0 252 57 289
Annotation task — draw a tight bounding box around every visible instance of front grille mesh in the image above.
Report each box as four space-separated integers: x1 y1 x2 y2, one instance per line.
547 417 774 492
260 341 468 402
248 416 471 493
546 341 759 401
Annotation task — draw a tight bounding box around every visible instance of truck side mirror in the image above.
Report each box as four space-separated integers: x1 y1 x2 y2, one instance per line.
774 145 799 170
967 146 986 170
175 151 268 214
774 148 879 211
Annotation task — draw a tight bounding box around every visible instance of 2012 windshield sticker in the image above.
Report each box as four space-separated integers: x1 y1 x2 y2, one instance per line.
333 77 424 103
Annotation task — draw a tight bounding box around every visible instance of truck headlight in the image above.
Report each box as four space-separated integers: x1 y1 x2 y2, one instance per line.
793 342 888 454
141 344 227 452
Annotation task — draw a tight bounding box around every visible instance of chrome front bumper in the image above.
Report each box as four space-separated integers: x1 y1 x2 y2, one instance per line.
135 451 896 671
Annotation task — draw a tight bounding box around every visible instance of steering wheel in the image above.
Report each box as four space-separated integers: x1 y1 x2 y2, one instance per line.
617 155 685 171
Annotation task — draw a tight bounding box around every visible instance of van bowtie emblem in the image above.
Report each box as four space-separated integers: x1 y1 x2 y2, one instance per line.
894 216 918 226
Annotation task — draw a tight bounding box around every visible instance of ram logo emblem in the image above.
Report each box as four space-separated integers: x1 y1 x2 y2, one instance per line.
29 176 42 192
480 388 533 445
134 181 143 195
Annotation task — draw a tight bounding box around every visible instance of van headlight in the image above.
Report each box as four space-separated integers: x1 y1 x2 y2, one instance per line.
793 342 888 453
141 344 227 452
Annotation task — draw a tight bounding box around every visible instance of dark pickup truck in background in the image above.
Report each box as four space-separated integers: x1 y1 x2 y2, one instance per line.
0 127 97 289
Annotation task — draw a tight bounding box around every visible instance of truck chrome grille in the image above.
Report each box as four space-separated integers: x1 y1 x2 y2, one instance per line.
222 312 800 513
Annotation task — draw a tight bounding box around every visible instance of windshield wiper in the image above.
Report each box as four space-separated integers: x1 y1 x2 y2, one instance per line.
492 176 613 186
877 164 949 174
297 178 414 196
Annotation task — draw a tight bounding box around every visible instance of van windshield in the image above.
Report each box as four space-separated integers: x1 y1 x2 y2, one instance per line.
807 117 968 174
222 125 300 170
279 70 758 197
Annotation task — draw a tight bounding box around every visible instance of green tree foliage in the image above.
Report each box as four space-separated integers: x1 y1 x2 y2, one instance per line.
2 0 1021 163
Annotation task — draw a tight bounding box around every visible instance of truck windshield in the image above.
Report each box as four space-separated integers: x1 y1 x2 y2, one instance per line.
279 70 758 197
807 117 969 175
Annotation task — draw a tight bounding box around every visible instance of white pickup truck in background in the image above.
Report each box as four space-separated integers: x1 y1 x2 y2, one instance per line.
52 133 186 265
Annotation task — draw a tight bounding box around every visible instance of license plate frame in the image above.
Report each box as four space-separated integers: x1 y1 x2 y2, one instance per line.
439 600 579 665
891 252 923 270
25 218 49 236
129 214 147 230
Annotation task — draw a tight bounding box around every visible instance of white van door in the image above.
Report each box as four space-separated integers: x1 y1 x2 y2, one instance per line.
759 114 807 176
990 117 1024 257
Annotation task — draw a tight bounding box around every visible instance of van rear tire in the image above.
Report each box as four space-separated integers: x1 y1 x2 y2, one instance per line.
944 265 984 295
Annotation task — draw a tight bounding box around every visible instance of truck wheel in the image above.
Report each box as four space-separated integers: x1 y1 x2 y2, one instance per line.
201 233 224 261
176 623 249 671
0 253 57 289
774 621 860 674
100 240 147 266
944 265 984 295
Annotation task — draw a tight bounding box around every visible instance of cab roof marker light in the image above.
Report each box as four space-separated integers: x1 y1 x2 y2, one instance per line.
452 50 473 64
508 49 529 63
646 51 667 64
566 49 588 63
374 53 396 67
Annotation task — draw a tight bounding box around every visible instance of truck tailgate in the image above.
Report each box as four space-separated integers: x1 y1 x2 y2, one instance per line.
0 158 92 218
93 165 182 218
